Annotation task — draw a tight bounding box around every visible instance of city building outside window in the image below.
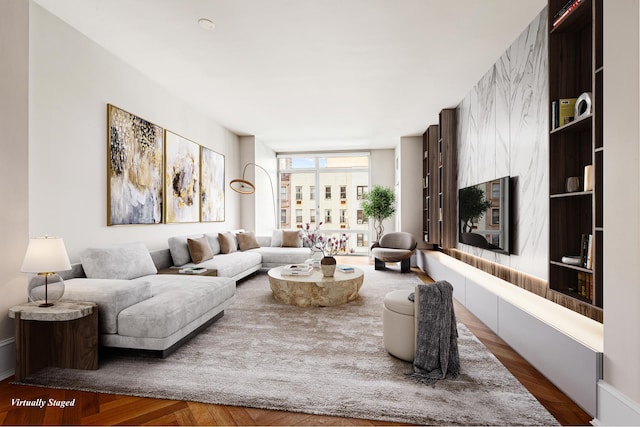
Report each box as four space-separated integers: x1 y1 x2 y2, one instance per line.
325 209 332 223
340 209 347 223
340 185 347 200
296 209 303 224
325 185 331 200
492 208 500 225
280 186 288 201
310 185 315 200
357 186 367 200
357 233 369 247
310 209 315 223
296 186 303 201
280 209 287 225
357 209 368 224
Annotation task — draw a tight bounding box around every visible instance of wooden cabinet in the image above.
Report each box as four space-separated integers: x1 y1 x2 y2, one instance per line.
422 108 457 249
548 0 603 311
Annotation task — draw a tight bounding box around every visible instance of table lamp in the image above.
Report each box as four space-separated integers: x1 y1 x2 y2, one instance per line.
21 235 72 307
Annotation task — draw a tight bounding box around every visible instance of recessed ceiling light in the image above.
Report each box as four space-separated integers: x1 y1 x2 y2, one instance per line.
198 18 215 31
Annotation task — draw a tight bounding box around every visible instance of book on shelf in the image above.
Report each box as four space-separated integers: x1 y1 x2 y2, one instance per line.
551 100 558 129
553 0 584 28
559 98 577 126
179 267 207 274
580 234 593 269
577 272 593 300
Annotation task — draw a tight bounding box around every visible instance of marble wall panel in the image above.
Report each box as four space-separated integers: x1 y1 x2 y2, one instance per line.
456 7 549 280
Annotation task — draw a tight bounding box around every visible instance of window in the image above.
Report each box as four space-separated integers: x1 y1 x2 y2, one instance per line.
325 209 332 223
296 209 303 224
280 186 288 201
295 186 303 201
310 209 316 223
357 186 367 200
325 186 332 200
491 182 500 199
310 185 315 200
357 210 367 224
340 185 347 200
492 208 500 225
357 233 368 247
340 209 347 223
280 209 287 225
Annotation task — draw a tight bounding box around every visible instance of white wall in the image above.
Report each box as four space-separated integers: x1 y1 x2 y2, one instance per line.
599 0 640 422
370 149 396 237
29 3 241 262
0 0 30 345
254 139 278 234
396 136 423 243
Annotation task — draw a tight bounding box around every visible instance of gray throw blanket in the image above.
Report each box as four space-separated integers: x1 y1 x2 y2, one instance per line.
407 281 459 385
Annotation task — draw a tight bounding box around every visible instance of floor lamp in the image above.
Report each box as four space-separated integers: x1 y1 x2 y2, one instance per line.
229 162 278 229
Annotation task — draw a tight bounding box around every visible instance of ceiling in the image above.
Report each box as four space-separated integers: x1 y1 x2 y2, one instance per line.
33 0 546 152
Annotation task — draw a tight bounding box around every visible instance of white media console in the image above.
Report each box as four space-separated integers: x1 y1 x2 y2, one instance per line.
417 250 603 417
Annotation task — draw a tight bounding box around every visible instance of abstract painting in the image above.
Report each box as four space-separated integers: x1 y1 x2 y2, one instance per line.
200 146 225 222
165 130 200 223
107 104 163 225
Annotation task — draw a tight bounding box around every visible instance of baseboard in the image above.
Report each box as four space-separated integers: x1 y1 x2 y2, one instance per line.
0 338 15 381
593 381 640 425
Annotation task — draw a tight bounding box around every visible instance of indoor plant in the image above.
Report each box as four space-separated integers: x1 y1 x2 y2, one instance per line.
360 185 396 243
301 223 349 277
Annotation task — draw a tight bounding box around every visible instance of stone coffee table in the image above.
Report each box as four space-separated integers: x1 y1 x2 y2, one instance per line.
268 266 364 307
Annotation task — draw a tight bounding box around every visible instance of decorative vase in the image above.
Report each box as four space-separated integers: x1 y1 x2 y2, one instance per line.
320 256 337 277
28 273 65 307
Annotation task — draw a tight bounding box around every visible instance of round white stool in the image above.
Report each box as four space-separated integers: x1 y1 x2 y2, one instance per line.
383 289 415 362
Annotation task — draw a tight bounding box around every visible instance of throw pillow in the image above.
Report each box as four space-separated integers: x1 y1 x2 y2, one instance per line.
271 229 283 247
187 236 214 264
282 230 302 248
218 232 238 254
236 231 260 251
80 242 157 280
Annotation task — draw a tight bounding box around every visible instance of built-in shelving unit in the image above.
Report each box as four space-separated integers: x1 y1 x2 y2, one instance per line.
548 0 603 313
422 125 439 244
422 109 457 249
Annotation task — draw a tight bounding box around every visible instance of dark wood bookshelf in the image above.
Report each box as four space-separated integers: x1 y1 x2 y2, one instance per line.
548 0 603 314
421 109 457 249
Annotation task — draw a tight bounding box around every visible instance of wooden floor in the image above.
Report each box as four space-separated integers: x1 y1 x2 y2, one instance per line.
0 257 592 426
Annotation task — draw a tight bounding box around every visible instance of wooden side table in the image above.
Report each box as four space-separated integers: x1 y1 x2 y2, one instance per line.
157 267 218 277
9 301 98 381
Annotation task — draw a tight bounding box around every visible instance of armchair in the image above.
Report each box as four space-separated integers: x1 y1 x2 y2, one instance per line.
371 232 417 273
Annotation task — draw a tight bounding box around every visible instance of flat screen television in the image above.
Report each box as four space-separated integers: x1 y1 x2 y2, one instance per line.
458 176 510 254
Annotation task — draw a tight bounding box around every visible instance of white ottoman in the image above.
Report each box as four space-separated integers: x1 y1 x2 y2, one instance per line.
383 289 415 362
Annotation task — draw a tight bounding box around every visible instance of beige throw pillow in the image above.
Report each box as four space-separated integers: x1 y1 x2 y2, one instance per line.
218 232 238 254
187 236 214 264
237 231 260 251
282 230 301 248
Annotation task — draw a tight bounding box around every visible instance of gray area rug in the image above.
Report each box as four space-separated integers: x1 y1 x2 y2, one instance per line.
19 265 558 425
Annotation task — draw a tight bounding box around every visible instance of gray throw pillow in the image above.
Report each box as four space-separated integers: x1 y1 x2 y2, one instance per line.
80 242 157 280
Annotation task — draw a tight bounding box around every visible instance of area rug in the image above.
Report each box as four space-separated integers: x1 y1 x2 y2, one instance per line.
19 266 558 426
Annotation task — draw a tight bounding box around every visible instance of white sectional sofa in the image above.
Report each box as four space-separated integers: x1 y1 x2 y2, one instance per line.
59 232 311 357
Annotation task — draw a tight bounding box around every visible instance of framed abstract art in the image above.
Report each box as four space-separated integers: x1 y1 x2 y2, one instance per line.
200 146 225 222
107 104 164 225
164 130 200 223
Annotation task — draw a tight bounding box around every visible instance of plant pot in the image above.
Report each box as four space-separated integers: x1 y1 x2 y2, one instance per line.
320 256 337 277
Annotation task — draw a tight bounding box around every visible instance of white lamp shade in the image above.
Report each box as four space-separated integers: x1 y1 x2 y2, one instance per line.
21 236 72 273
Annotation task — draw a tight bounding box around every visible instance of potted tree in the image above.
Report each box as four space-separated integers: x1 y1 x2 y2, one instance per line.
360 185 396 243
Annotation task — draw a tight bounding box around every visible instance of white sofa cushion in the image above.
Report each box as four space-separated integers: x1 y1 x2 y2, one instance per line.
168 234 204 266
80 242 157 280
249 246 311 268
184 251 262 278
117 275 235 339
63 278 153 334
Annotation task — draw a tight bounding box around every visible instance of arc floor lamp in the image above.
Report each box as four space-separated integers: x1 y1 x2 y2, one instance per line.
229 162 278 229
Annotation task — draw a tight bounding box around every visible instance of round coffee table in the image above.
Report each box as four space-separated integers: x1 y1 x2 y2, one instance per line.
268 266 365 307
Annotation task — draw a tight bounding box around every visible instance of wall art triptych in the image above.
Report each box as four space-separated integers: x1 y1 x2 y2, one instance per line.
107 104 225 225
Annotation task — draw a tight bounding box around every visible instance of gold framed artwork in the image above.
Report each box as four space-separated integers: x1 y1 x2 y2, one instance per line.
107 104 164 225
200 146 225 222
164 130 200 223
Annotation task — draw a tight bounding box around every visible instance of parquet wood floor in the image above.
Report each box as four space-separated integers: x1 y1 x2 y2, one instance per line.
0 256 592 426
